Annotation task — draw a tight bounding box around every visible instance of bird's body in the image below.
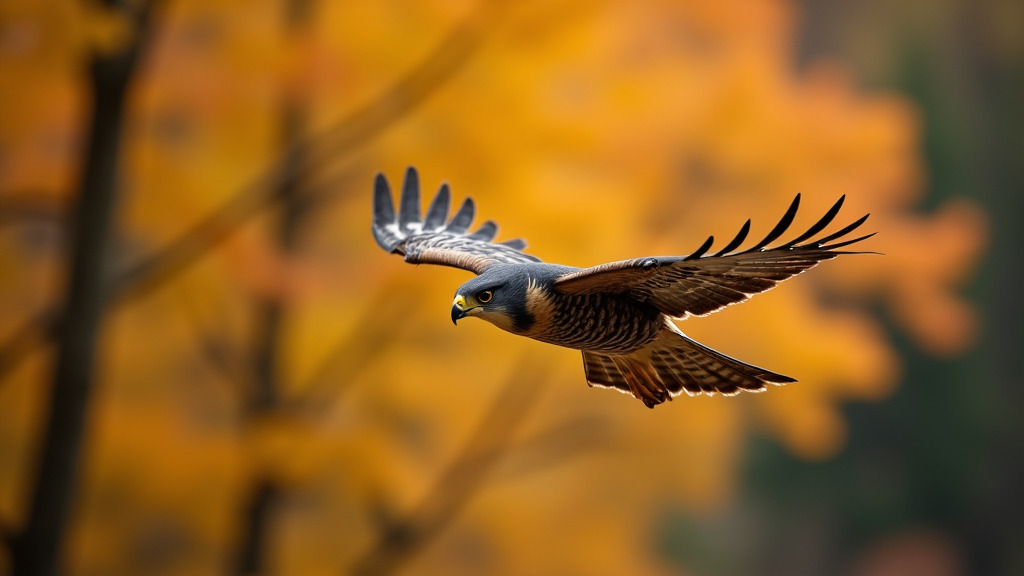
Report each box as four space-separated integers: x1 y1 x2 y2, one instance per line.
478 263 664 353
372 167 875 408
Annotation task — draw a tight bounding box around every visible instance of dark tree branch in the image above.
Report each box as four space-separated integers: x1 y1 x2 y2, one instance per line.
11 2 162 574
232 479 282 576
232 51 310 574
247 104 306 416
0 0 508 385
350 360 548 576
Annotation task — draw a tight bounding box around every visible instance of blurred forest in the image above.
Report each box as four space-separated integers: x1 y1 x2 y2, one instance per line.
0 0 1017 575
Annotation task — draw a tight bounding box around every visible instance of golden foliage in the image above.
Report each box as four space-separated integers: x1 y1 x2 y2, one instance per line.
0 0 985 574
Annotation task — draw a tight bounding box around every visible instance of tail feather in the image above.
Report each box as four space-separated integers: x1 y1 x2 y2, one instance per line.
582 324 795 408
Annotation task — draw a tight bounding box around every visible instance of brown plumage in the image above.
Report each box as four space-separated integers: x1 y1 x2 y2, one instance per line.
372 167 876 408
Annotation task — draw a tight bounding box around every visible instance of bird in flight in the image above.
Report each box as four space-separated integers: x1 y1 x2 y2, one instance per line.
372 167 874 408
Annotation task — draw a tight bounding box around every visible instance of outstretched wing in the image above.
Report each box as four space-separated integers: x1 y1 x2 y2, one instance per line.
373 167 541 274
553 195 875 319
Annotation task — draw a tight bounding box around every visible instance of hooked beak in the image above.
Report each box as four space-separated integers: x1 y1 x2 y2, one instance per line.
451 295 469 325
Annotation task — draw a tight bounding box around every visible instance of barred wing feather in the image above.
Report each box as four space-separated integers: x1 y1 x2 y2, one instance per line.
373 167 539 274
553 195 875 319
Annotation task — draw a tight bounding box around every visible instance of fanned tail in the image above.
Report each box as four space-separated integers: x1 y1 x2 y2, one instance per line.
582 323 795 408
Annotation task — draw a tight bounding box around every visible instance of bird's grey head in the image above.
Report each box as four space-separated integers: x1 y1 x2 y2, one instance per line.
451 266 533 333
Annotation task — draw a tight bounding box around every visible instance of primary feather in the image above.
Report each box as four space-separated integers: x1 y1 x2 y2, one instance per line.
552 194 876 320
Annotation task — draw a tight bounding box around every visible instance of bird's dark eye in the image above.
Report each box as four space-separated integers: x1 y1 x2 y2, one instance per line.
478 290 493 303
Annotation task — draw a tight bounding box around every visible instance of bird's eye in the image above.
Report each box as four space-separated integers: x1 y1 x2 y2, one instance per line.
478 290 493 303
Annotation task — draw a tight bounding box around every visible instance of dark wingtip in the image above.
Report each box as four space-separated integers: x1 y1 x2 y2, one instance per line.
714 219 751 256
468 220 498 241
683 235 715 260
372 172 404 251
423 182 452 230
820 231 877 251
814 212 871 246
780 195 846 249
398 166 421 231
373 173 395 226
744 194 801 253
446 197 476 234
498 238 528 251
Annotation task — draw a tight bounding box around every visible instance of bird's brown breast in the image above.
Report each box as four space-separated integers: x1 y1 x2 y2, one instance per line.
523 280 662 353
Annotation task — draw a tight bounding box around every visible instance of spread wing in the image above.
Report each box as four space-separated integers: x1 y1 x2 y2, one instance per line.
372 167 541 274
553 195 875 319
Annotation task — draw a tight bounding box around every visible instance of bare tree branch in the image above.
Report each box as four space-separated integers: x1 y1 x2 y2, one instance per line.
0 0 509 384
350 360 548 576
233 18 312 565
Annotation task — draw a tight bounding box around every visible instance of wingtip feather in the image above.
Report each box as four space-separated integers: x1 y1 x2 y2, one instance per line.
498 238 528 250
373 173 395 225
423 182 452 230
714 219 751 256
820 231 877 250
744 194 801 253
779 195 847 249
398 166 421 230
446 197 476 234
468 220 498 241
814 213 870 246
683 235 715 260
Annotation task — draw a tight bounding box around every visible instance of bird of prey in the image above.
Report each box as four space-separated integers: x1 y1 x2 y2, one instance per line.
372 167 874 408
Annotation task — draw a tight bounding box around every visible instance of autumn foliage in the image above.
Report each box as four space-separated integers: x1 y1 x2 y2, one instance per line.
0 0 985 575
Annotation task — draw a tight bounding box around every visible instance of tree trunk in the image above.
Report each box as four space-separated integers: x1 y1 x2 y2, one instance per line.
12 5 152 573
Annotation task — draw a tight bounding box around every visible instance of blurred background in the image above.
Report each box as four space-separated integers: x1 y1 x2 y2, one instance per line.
0 0 1017 574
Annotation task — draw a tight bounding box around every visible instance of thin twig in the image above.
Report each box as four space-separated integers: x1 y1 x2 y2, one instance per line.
350 359 547 576
0 0 508 385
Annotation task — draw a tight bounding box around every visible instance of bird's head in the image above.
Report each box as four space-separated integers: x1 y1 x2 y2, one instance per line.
451 266 532 333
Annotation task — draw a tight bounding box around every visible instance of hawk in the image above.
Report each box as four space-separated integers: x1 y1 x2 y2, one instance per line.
372 167 874 408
